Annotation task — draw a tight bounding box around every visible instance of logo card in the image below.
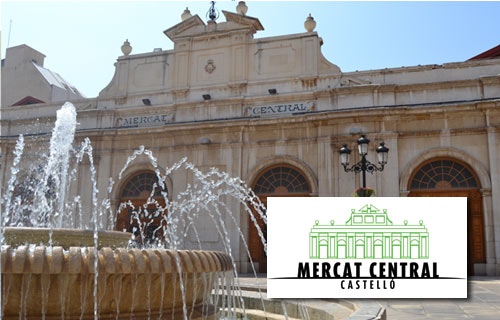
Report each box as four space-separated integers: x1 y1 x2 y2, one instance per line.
267 197 467 298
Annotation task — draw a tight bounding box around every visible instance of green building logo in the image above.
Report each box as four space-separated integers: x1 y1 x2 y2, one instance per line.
309 205 429 259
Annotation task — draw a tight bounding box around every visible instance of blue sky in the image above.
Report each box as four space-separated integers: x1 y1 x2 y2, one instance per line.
2 1 499 98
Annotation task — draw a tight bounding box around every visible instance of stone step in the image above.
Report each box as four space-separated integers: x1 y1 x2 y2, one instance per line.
223 307 302 320
215 290 355 319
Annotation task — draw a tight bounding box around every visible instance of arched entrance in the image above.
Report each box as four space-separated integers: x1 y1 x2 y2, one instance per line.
408 158 485 275
117 171 167 244
250 164 312 273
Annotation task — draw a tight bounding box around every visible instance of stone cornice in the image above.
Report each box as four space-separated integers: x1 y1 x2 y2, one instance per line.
2 98 499 143
329 77 499 95
253 31 318 44
72 100 500 134
342 57 500 77
116 49 171 61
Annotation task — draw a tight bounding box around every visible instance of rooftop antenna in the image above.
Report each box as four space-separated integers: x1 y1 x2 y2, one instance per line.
206 1 219 22
7 19 12 48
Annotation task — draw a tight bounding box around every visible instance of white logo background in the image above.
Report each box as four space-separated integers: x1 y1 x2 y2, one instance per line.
267 197 467 298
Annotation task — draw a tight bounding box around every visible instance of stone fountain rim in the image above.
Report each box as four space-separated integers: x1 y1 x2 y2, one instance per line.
3 226 130 233
0 246 233 274
3 226 132 249
2 227 233 274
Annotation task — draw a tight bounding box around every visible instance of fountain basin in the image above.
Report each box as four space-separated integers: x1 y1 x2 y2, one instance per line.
3 227 131 249
1 231 233 319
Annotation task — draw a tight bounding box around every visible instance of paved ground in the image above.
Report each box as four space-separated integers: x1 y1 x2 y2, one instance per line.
238 276 500 319
378 277 500 320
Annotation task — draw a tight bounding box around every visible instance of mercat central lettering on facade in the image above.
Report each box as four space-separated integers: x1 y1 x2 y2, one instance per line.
244 101 315 117
116 113 175 128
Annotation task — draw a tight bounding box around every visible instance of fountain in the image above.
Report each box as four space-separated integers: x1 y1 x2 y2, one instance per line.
0 102 267 319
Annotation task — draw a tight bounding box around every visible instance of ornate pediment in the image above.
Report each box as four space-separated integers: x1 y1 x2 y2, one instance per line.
221 11 264 32
164 12 264 42
163 15 205 41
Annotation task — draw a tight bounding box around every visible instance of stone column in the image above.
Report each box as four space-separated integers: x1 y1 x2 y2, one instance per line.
485 113 500 275
378 132 399 197
481 188 496 275
317 137 333 196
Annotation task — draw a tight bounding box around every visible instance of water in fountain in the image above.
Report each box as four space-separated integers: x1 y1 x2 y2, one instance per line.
0 102 307 319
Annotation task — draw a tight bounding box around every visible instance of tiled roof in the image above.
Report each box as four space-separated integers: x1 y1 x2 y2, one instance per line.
469 44 500 60
12 96 45 106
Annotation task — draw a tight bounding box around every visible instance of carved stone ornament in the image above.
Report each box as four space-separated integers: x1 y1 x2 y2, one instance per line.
121 39 132 56
205 59 216 74
236 1 248 15
181 7 192 21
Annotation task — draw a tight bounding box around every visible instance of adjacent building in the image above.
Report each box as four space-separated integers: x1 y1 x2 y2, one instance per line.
1 44 84 107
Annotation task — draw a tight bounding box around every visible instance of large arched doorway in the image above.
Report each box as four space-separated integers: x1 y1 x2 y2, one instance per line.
117 171 167 244
250 164 312 273
408 158 485 275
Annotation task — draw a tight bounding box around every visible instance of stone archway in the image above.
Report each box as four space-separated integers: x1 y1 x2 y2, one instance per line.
249 164 312 273
117 170 167 243
407 157 485 275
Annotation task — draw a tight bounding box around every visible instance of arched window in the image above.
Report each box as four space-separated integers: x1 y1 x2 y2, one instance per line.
409 158 479 190
117 171 167 243
249 163 312 273
253 164 311 195
120 171 166 199
408 157 485 275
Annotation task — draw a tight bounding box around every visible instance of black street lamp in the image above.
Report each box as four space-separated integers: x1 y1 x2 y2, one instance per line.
339 135 389 189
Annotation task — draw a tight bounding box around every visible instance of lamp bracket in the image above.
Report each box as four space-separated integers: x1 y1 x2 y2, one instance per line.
342 157 384 175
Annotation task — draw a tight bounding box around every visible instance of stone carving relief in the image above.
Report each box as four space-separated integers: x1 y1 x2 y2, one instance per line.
196 53 224 83
205 59 216 74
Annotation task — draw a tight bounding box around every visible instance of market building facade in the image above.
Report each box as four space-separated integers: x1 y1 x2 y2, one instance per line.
1 3 500 275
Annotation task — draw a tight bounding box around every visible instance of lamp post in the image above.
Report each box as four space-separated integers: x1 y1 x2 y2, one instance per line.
339 135 389 189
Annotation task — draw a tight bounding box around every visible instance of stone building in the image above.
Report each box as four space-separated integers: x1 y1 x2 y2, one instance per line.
1 3 500 275
1 44 84 107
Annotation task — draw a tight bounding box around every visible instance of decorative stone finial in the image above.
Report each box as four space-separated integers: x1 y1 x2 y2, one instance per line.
121 39 132 56
304 13 316 32
236 1 248 15
181 7 192 21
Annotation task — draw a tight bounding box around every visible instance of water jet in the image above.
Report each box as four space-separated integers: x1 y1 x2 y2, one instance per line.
0 102 246 319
